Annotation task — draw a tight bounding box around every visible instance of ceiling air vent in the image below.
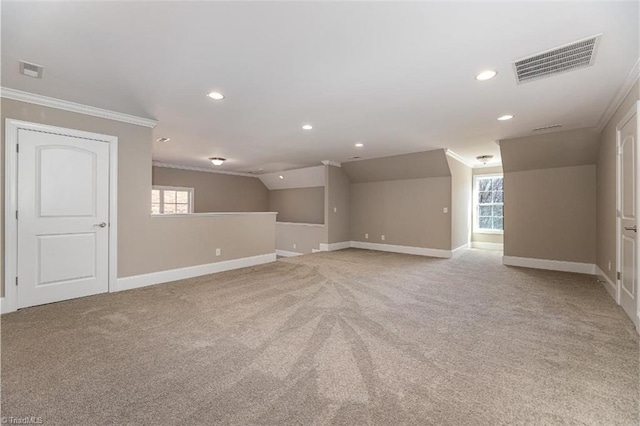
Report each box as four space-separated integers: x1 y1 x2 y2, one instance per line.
19 60 44 79
512 34 601 84
532 124 563 132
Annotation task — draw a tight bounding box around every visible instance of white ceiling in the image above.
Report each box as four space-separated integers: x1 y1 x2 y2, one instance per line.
2 1 638 173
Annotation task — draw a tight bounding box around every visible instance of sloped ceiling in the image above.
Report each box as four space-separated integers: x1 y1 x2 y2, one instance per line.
259 165 325 190
499 127 600 172
342 149 450 183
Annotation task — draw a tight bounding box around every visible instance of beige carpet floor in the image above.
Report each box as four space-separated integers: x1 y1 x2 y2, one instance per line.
2 249 638 425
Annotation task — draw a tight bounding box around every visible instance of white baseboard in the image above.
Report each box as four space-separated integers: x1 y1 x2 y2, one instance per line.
471 241 504 251
351 241 452 259
596 266 618 302
116 253 276 292
452 243 470 256
0 297 10 314
502 256 596 275
319 241 351 252
276 249 303 257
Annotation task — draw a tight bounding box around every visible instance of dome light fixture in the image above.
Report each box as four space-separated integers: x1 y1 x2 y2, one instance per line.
209 157 226 166
476 155 494 165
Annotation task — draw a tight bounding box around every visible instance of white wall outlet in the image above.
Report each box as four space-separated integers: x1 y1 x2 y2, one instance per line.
293 243 297 249
216 248 221 256
608 261 611 271
365 233 369 239
381 235 385 241
334 207 337 213
443 207 448 214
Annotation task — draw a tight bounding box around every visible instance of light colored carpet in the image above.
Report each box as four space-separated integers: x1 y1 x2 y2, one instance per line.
2 249 638 425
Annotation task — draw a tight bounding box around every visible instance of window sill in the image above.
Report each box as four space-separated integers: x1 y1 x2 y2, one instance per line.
150 212 278 218
473 229 504 235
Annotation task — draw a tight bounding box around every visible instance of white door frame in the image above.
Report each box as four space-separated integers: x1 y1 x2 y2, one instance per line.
616 101 639 330
3 119 118 313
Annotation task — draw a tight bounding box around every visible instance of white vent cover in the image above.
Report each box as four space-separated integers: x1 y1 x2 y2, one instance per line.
532 124 563 132
513 34 601 84
19 60 44 79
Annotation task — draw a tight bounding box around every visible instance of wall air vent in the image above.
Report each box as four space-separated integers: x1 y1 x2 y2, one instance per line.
512 34 601 84
19 60 44 79
532 124 563 132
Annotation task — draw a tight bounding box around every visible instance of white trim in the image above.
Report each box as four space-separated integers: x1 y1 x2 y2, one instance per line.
319 241 352 252
445 149 473 168
321 160 341 167
452 243 470 252
502 256 596 275
1 87 158 128
276 250 304 257
597 58 640 131
277 222 325 227
150 212 277 218
471 241 504 251
4 119 119 314
351 241 452 259
115 253 276 292
152 161 257 177
596 266 618 302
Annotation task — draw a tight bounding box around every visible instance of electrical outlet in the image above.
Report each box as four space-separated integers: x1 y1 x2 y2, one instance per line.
216 248 221 256
334 207 337 213
381 235 385 241
293 243 297 249
608 261 611 271
443 207 448 214
365 233 368 239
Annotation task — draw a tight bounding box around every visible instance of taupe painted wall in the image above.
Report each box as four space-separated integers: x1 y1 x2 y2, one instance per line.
275 223 326 254
500 128 600 172
448 157 471 249
504 165 596 263
326 166 350 243
269 186 324 224
350 177 452 250
597 81 639 282
1 99 276 296
153 166 269 213
342 149 450 183
472 166 504 244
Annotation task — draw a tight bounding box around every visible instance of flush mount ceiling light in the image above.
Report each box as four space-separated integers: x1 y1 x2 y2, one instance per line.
278 175 284 180
302 124 313 130
476 155 494 164
475 70 497 81
498 115 514 121
207 91 225 100
156 137 170 143
355 143 364 148
209 157 226 166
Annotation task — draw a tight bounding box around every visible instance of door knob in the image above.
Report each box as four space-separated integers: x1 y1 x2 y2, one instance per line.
624 226 637 232
94 222 107 228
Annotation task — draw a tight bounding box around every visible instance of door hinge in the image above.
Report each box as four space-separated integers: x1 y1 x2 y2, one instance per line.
15 277 18 286
15 210 18 220
16 143 19 153
617 271 621 280
616 146 622 155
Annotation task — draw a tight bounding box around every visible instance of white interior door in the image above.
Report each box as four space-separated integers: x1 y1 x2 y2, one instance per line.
17 128 110 308
619 109 637 327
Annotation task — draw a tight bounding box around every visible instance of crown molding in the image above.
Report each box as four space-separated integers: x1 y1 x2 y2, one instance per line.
597 58 640 132
321 160 342 167
152 161 257 177
445 149 475 168
1 87 158 128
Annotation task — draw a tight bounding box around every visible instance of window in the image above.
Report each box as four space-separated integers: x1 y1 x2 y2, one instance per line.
474 175 503 233
151 186 194 215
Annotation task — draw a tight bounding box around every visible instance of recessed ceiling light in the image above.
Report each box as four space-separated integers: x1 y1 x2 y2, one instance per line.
279 175 284 180
355 143 364 148
156 137 170 143
302 124 313 130
475 70 497 81
498 115 514 121
209 157 226 166
207 91 225 100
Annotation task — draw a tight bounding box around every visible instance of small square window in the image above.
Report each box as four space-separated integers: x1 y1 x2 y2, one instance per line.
151 186 193 215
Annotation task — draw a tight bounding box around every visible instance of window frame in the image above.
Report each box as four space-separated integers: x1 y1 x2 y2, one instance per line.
151 185 195 215
473 174 504 235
